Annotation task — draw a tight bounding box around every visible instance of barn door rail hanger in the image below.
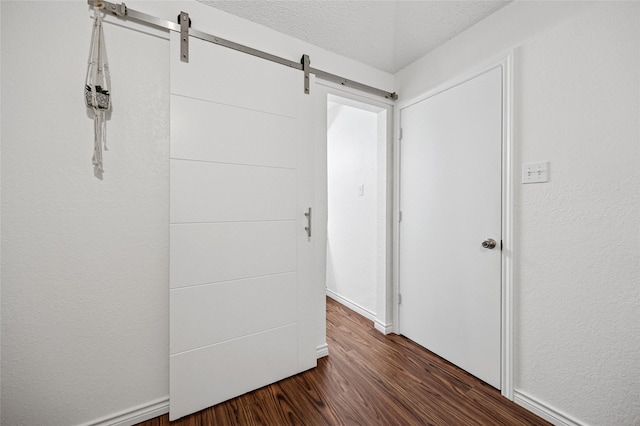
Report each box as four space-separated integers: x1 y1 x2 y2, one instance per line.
86 0 398 100
178 12 190 63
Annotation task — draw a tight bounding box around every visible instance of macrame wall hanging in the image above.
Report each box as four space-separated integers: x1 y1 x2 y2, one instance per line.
85 3 111 176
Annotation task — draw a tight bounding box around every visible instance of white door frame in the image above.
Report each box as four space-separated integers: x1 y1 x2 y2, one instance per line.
316 80 396 335
392 52 515 399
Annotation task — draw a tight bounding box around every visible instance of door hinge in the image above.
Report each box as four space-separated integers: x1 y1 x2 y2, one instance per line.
398 294 402 305
399 128 403 141
501 240 503 251
399 211 403 222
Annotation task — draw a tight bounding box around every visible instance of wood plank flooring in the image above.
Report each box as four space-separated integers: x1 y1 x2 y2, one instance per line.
139 298 549 425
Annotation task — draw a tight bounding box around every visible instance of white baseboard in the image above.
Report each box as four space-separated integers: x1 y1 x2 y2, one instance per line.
374 319 393 335
79 343 330 426
78 396 169 426
326 289 376 322
513 390 583 426
316 343 329 358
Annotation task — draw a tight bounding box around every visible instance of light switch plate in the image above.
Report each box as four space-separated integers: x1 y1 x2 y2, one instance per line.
357 184 365 196
522 162 549 184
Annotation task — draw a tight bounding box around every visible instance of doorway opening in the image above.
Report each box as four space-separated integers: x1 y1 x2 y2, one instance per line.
323 91 393 335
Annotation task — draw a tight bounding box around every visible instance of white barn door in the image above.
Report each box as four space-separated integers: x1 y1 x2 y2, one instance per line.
169 33 317 420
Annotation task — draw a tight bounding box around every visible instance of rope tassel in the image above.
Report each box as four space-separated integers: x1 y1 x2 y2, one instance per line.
85 5 111 176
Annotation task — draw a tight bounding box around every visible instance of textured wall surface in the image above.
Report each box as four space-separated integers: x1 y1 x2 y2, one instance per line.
1 2 170 425
200 0 511 73
0 2 393 425
0 2 3 421
326 103 378 314
395 2 640 425
515 4 639 424
135 1 394 93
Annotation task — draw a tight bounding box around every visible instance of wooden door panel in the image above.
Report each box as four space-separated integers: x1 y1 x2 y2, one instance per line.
170 324 298 420
170 221 296 289
171 37 297 117
170 95 296 169
170 160 296 223
170 272 296 354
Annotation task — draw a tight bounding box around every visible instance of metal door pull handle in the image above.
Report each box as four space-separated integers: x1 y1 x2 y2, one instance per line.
304 208 312 238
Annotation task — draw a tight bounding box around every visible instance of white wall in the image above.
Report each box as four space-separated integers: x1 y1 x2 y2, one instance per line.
395 2 640 425
0 1 3 420
2 2 170 425
5 1 636 425
326 102 378 316
0 2 393 425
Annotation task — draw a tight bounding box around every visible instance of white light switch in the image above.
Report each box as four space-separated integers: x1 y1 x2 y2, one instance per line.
357 184 365 196
522 162 549 184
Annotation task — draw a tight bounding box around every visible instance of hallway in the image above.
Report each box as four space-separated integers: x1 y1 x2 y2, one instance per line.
139 298 549 425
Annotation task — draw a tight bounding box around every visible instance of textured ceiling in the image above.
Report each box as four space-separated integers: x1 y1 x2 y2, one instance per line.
199 0 511 73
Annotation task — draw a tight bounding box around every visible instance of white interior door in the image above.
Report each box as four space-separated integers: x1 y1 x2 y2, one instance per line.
398 67 503 389
169 33 316 420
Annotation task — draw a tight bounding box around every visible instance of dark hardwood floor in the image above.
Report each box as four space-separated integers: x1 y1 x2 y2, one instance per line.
138 298 549 425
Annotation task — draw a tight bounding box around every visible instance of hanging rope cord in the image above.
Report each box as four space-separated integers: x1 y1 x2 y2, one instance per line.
85 4 111 174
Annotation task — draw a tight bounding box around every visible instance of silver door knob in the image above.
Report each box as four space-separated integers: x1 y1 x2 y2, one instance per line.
482 239 497 249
